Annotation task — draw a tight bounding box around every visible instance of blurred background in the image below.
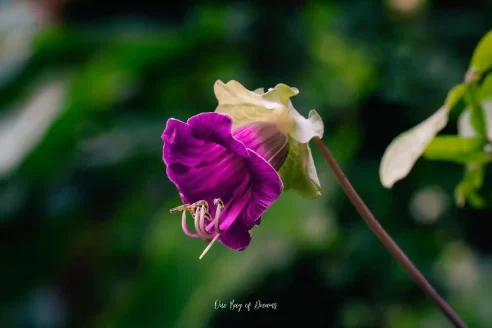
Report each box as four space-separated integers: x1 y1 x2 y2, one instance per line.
1 0 491 327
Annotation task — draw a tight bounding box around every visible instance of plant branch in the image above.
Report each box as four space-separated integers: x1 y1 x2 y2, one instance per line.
313 137 467 328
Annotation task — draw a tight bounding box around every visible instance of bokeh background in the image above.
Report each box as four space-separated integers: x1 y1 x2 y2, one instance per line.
1 0 491 327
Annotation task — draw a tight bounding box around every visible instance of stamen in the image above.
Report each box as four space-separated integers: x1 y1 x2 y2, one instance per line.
192 200 209 213
198 205 212 239
181 210 200 238
199 198 225 260
201 212 213 240
170 203 190 214
171 200 209 215
171 199 226 259
194 206 203 237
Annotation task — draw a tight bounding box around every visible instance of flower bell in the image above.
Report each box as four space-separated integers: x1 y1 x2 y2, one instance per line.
162 112 283 259
161 81 325 259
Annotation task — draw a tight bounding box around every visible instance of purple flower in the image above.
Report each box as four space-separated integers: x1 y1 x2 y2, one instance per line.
162 112 284 258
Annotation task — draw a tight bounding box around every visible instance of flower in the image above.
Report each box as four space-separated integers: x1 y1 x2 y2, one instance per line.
162 112 283 258
162 81 326 258
214 80 324 199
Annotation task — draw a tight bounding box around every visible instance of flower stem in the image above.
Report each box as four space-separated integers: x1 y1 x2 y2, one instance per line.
313 137 467 328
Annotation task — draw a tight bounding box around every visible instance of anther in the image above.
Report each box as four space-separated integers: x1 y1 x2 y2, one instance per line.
170 200 209 215
192 200 209 214
170 203 190 214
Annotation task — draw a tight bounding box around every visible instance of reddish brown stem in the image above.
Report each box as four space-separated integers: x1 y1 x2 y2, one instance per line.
313 137 467 328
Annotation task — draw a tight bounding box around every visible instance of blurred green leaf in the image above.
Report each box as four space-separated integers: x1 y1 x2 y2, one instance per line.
464 82 487 140
458 101 492 140
445 84 466 110
478 74 492 101
455 164 486 208
423 135 487 164
469 30 492 75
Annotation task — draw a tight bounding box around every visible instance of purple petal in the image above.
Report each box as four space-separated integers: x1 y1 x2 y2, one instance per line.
162 119 207 167
188 112 249 159
206 176 251 233
205 149 282 232
233 122 289 170
166 144 247 206
218 217 254 251
241 149 283 225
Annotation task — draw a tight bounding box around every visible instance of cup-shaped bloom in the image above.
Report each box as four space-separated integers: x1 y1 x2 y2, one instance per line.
162 112 283 254
214 80 324 199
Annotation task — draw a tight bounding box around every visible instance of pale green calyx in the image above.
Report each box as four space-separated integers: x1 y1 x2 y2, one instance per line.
214 80 324 199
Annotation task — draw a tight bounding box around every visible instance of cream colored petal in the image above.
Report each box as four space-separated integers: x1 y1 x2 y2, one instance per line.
214 80 263 106
260 84 324 142
261 83 299 109
289 109 324 143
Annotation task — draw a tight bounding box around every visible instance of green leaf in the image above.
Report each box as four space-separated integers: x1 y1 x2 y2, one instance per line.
445 84 466 110
379 105 450 188
455 164 486 208
278 137 321 199
422 135 487 164
458 101 492 140
464 82 487 140
478 74 492 101
469 30 492 75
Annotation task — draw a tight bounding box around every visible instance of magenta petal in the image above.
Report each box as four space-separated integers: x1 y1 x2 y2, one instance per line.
233 122 289 170
162 119 206 167
187 112 232 145
204 149 282 232
188 112 249 159
242 149 283 225
206 175 250 233
166 145 247 206
218 217 254 251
